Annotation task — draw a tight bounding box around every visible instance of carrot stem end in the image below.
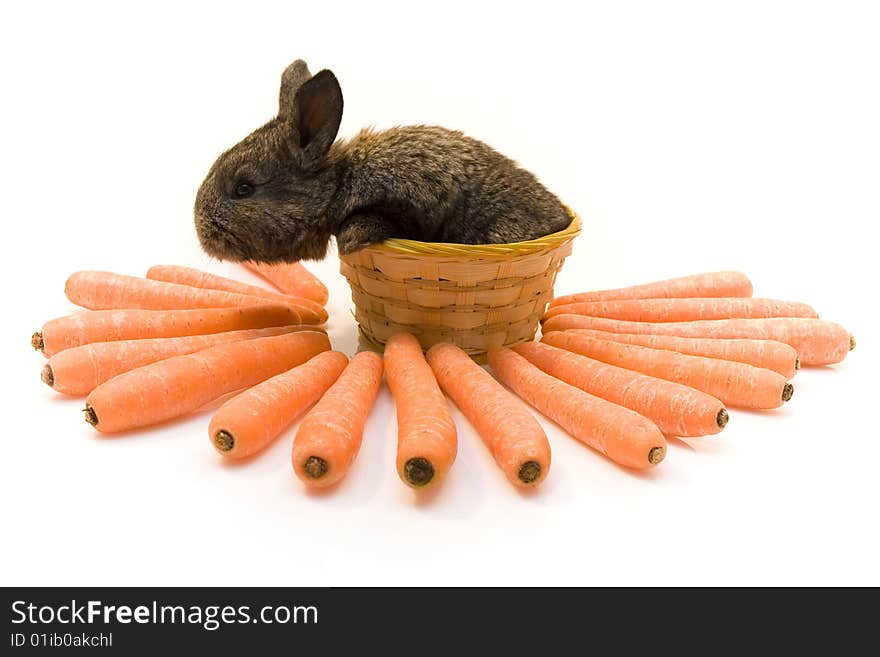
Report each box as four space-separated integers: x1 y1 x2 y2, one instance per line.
403 457 435 487
782 383 794 403
303 456 328 479
849 335 856 351
648 446 666 465
716 408 729 429
41 364 54 388
518 461 542 484
214 430 235 452
31 332 44 352
83 405 98 427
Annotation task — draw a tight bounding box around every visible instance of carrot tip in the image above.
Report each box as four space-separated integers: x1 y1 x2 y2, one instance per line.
518 461 542 484
849 335 856 351
782 383 794 403
716 408 729 429
403 457 435 487
31 332 44 352
214 430 235 453
795 358 801 370
303 456 328 479
41 364 54 388
83 405 98 427
648 446 666 466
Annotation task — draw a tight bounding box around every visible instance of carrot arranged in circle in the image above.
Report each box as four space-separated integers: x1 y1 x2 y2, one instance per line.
542 331 792 409
544 297 817 322
146 265 327 320
541 315 854 366
291 351 384 488
210 351 349 459
33 305 304 357
64 271 324 324
44 326 304 396
488 348 666 469
514 341 727 437
426 342 550 488
384 332 457 488
85 331 330 433
564 329 800 379
549 271 753 308
243 261 329 306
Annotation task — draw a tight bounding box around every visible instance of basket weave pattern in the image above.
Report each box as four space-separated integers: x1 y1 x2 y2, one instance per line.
339 213 580 356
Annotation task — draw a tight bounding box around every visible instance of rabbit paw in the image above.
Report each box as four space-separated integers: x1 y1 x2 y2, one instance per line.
336 214 397 254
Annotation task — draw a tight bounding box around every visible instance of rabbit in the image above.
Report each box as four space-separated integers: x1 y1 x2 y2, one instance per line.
194 59 572 261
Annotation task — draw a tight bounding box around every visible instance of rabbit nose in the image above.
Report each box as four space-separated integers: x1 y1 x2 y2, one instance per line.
193 198 216 237
195 183 209 212
194 185 218 224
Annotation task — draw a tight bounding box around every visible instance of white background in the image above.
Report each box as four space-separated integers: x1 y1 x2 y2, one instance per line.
2 1 878 586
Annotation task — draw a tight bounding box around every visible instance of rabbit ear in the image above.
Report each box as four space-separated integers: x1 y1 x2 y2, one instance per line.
278 60 312 118
287 70 343 170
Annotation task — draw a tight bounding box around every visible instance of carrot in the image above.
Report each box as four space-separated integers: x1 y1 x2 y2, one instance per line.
549 271 753 308
514 341 727 437
291 351 384 487
32 305 304 357
210 351 349 459
488 348 666 469
243 261 329 306
384 333 457 488
84 331 330 433
64 271 323 324
541 315 854 366
544 297 818 322
146 265 327 321
542 331 793 409
565 329 800 379
426 342 550 488
43 326 304 397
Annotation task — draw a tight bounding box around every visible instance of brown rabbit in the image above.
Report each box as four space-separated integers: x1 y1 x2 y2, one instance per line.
194 59 571 261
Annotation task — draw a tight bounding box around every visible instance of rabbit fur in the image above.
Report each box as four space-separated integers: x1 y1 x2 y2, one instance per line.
194 60 571 261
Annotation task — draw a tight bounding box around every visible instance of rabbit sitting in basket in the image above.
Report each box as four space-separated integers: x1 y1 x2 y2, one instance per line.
195 59 571 261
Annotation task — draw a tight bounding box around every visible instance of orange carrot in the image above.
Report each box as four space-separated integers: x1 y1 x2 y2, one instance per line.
291 352 384 487
384 333 457 488
514 341 727 437
544 297 818 322
488 348 666 469
44 326 304 397
542 331 792 409
146 265 327 321
84 331 330 433
426 342 550 488
565 329 800 379
210 351 349 459
549 271 753 308
244 261 329 306
541 315 853 366
64 271 323 324
33 305 304 357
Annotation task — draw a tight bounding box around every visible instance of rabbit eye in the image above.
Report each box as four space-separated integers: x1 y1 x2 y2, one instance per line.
234 182 254 199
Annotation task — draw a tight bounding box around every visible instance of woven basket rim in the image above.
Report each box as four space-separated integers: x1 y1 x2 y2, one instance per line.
362 208 581 257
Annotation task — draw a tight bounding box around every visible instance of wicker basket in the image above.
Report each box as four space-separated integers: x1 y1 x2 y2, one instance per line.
339 210 581 357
